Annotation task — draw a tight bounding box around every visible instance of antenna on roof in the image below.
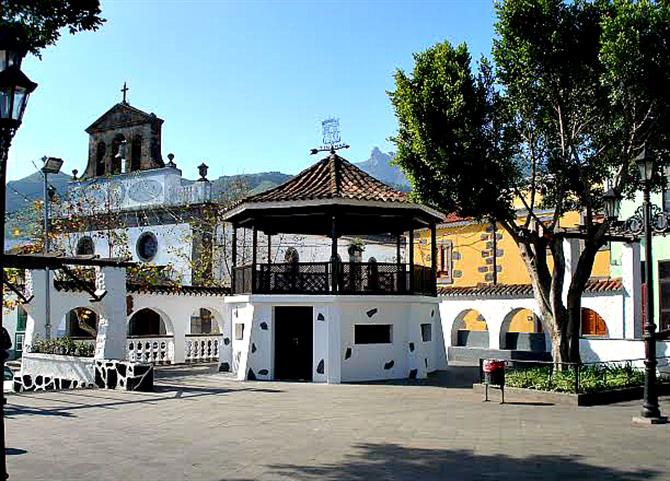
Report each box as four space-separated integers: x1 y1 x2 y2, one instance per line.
310 118 350 155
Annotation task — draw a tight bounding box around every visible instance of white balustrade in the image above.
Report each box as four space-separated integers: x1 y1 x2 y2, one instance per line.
127 336 174 364
185 335 221 363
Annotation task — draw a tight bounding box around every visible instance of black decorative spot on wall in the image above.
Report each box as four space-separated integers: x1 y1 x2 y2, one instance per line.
344 347 352 360
316 359 324 374
258 369 269 376
223 337 230 345
247 368 256 381
384 360 395 370
409 369 418 379
431 309 435 317
251 343 257 353
425 358 428 368
409 342 415 352
219 362 230 372
260 321 268 330
366 308 378 318
317 313 325 321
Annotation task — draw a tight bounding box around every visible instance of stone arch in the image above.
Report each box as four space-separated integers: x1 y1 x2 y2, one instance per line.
95 141 106 176
581 307 608 337
499 308 547 351
128 307 173 336
76 236 95 256
451 309 489 348
189 307 221 335
111 133 126 174
57 306 100 339
130 135 142 172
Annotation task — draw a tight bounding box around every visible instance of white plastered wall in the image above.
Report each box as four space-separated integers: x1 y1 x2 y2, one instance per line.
226 294 445 384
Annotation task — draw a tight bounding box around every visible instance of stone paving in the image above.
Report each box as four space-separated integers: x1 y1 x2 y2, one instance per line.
4 367 669 481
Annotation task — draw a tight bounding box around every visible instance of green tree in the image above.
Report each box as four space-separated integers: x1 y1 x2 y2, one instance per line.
389 0 670 363
0 0 104 56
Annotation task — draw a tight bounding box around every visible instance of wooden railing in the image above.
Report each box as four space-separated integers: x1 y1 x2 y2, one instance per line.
232 262 436 296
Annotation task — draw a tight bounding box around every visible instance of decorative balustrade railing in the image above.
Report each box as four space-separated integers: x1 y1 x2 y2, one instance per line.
170 183 212 206
232 262 436 296
127 336 174 364
257 262 330 294
185 335 221 363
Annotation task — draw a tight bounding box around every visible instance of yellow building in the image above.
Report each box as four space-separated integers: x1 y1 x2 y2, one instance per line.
414 210 611 334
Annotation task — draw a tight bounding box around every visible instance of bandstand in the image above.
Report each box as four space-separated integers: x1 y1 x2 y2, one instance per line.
222 152 446 383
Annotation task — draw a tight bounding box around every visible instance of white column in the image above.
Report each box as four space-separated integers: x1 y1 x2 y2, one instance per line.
562 238 581 305
326 305 342 384
23 269 48 350
94 267 128 360
171 306 187 364
621 241 642 339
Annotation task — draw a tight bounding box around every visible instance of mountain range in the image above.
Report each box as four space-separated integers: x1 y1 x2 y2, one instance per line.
5 147 409 214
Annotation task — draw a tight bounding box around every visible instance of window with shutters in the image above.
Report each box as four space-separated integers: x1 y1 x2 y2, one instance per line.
581 308 608 337
659 261 670 331
437 240 453 284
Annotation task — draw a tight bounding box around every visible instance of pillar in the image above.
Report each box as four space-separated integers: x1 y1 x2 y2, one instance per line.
622 241 642 339
23 269 49 349
430 223 437 296
409 228 415 293
231 224 237 292
94 266 128 360
562 238 580 306
331 214 338 293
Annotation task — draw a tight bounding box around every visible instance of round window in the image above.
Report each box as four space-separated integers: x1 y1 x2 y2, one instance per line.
76 236 95 256
136 232 158 261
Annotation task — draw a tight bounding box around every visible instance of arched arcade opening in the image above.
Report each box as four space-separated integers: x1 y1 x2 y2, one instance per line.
451 309 489 348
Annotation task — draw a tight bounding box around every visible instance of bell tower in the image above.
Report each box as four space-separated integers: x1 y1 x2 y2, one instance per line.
83 85 164 178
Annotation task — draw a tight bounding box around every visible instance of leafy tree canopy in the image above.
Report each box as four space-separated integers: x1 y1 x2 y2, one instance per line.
0 0 104 56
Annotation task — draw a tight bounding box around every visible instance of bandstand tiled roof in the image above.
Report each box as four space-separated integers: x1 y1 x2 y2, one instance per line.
242 153 409 204
438 278 622 298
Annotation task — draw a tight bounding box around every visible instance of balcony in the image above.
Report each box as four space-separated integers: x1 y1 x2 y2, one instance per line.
232 261 435 296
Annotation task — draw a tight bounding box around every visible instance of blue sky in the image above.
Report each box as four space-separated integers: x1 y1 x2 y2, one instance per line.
9 0 496 181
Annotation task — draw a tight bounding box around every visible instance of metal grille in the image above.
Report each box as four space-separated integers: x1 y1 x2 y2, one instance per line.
339 262 409 294
232 265 253 294
257 262 330 294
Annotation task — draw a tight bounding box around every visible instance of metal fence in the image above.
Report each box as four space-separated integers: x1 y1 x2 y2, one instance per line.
478 356 670 394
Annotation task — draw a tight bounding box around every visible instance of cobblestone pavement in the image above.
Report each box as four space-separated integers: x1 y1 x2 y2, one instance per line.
4 367 669 481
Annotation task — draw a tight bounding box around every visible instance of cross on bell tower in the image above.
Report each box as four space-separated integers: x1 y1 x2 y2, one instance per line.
121 82 129 104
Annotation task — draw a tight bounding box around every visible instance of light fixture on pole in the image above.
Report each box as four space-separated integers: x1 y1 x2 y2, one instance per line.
634 146 665 422
602 188 622 222
0 24 37 480
41 156 63 346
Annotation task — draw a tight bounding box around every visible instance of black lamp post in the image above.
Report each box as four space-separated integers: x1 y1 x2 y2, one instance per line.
635 146 663 421
0 26 37 479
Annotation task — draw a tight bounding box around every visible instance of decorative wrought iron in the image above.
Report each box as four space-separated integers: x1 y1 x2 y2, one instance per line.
609 204 670 236
310 118 350 155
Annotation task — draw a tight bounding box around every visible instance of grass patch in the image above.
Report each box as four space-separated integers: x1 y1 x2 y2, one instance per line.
505 363 644 394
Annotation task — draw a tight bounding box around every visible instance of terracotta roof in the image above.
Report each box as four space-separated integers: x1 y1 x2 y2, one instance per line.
241 153 409 204
54 279 229 297
438 278 623 298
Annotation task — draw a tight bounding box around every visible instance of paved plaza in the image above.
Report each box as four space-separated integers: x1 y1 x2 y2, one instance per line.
4 366 669 481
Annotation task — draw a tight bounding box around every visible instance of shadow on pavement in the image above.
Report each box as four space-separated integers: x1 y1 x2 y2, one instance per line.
4 384 282 418
265 443 660 481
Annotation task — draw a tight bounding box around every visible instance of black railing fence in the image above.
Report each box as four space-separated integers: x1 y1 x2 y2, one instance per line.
478 356 670 394
232 261 436 296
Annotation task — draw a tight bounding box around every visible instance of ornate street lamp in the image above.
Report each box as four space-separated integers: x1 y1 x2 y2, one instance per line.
0 25 37 480
603 188 622 223
634 146 664 421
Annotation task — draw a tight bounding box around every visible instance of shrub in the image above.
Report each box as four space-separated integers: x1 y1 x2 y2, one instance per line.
505 362 645 394
28 337 95 357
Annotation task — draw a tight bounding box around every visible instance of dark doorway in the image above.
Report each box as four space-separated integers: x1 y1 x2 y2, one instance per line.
274 306 313 381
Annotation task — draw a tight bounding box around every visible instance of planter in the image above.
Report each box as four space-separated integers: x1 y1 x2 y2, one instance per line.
15 353 96 392
472 382 670 406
